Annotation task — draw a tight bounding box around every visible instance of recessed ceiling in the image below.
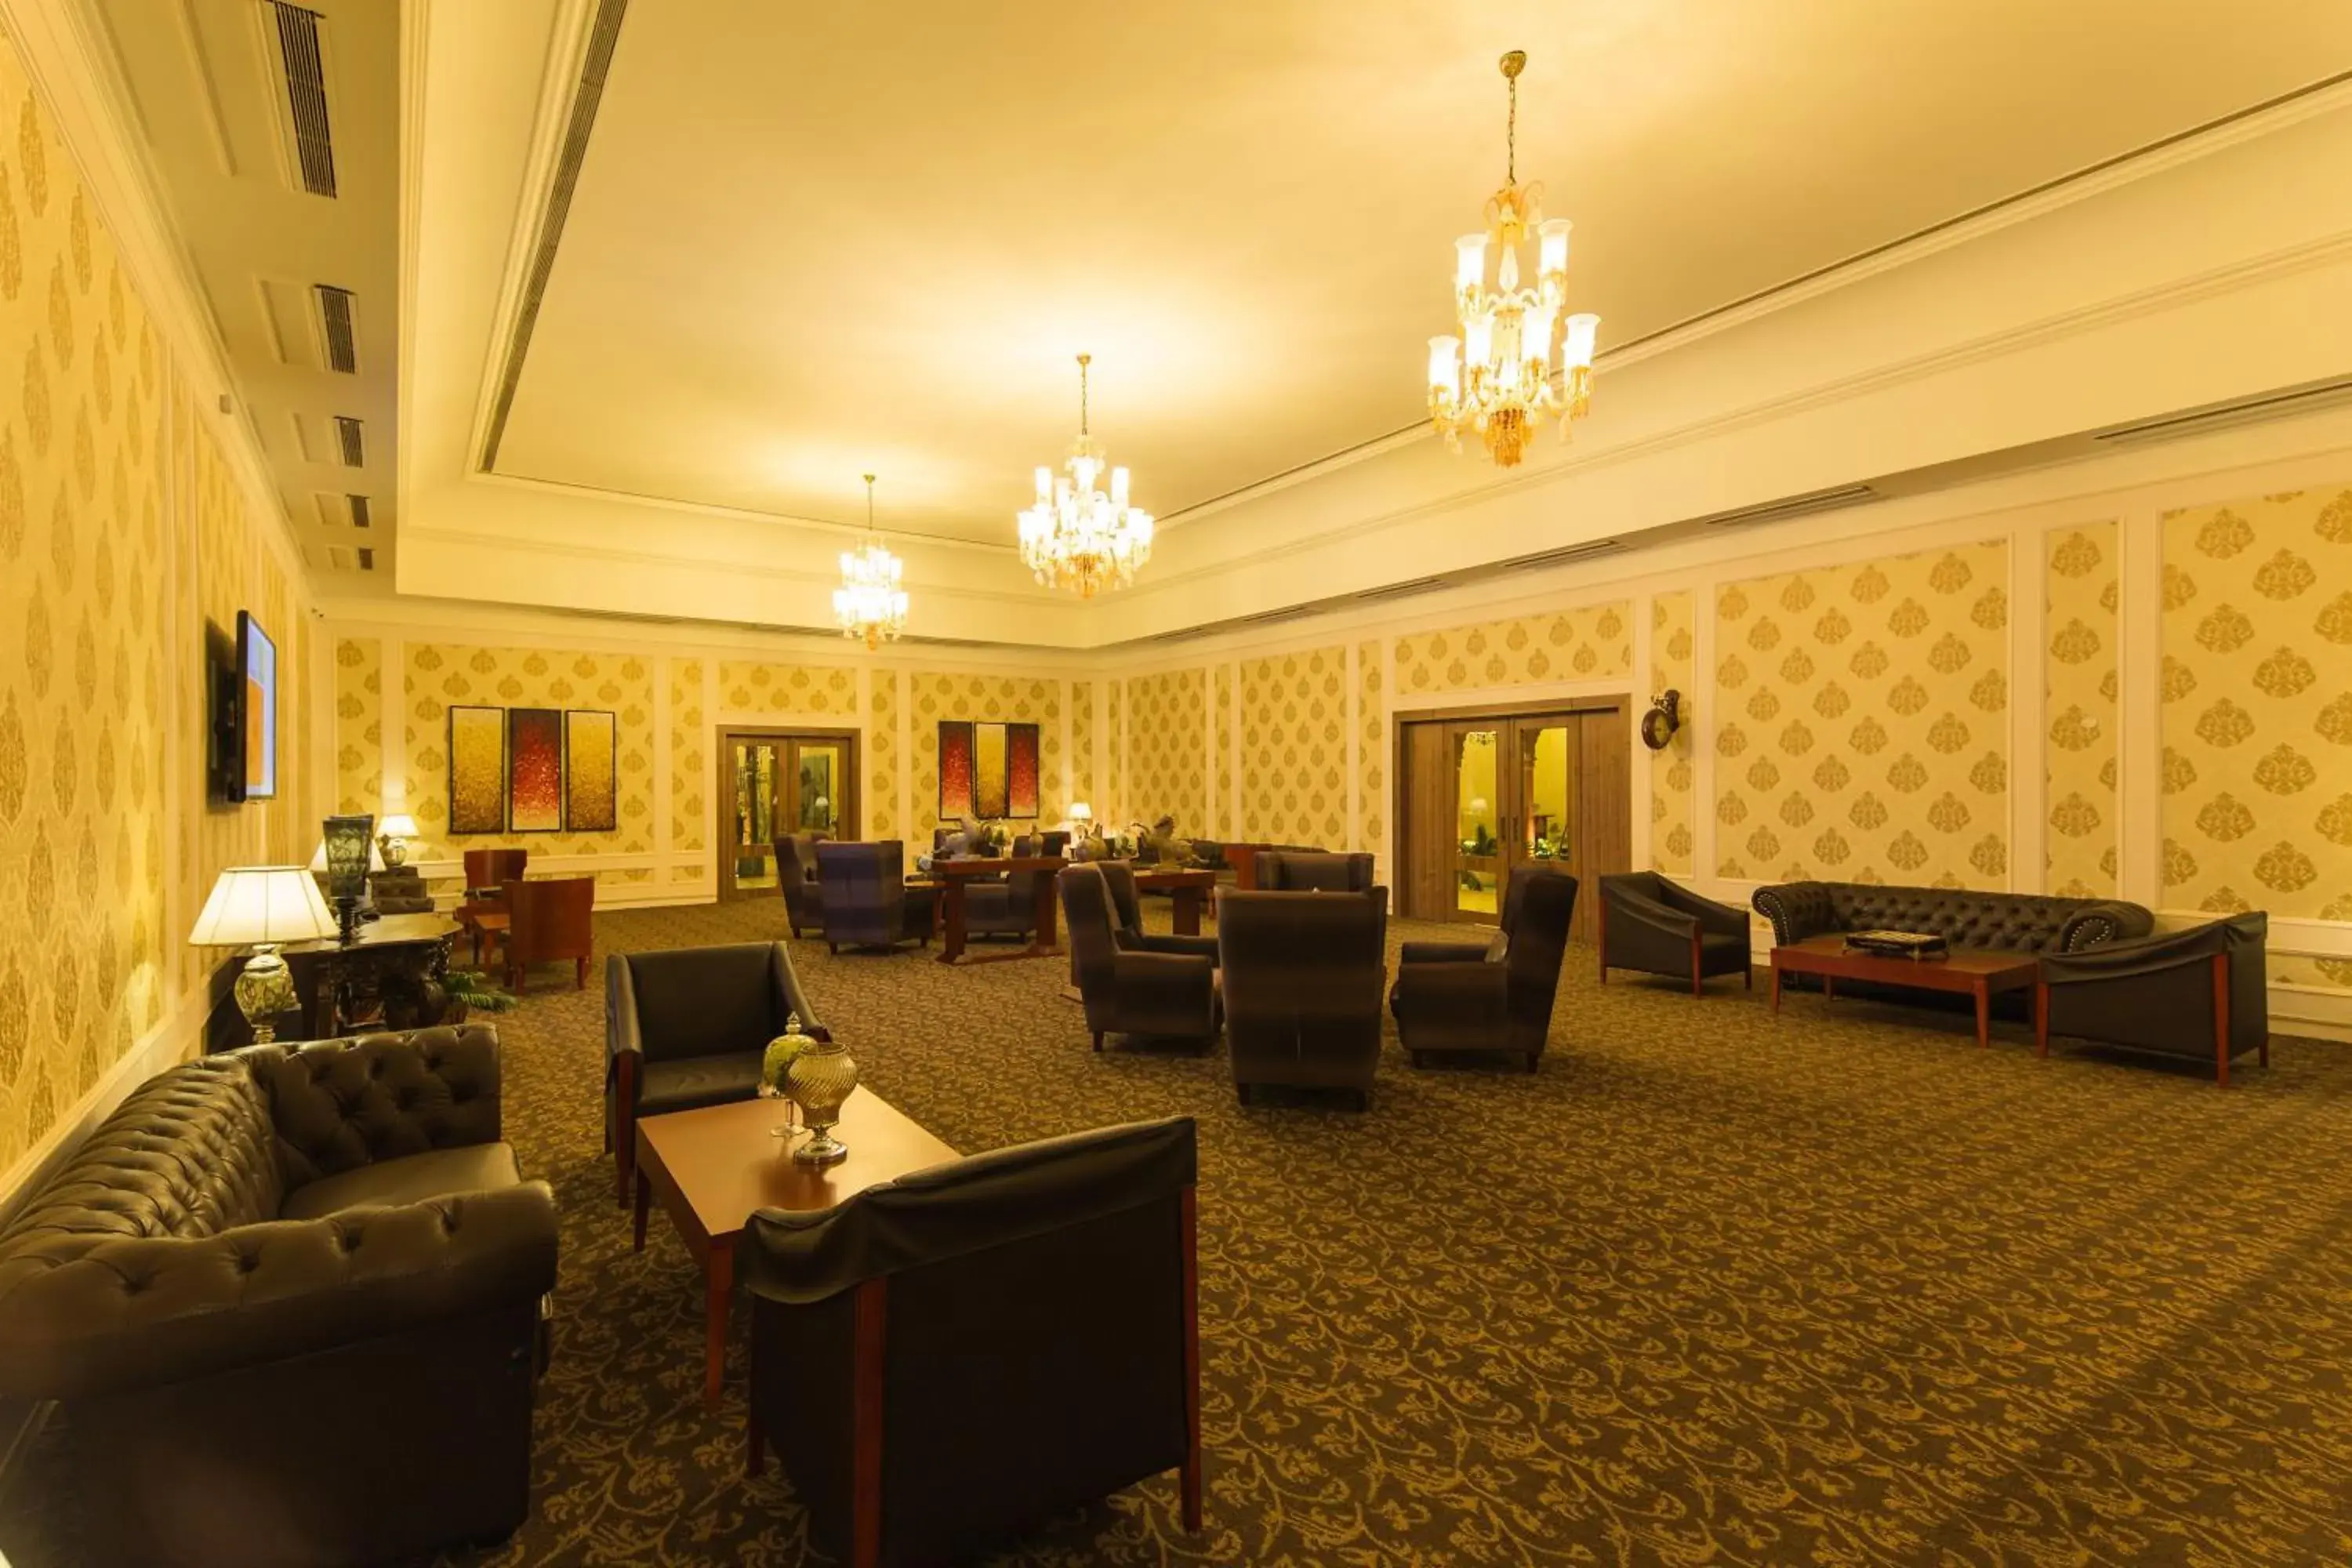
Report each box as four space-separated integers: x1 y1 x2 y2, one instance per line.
488 0 2352 548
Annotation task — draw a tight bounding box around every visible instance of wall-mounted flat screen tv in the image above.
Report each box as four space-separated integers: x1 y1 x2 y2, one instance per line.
215 610 278 803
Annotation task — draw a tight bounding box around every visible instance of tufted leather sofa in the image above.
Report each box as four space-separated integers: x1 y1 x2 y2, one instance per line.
0 1026 557 1568
1751 880 2153 955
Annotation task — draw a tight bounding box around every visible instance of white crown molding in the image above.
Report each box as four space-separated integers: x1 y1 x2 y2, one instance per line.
1150 75 2352 539
1 0 310 590
463 468 1022 558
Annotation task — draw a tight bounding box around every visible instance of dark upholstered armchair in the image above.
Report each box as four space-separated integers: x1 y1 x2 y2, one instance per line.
958 832 1054 941
1392 866 1577 1072
1062 866 1221 1051
1257 851 1378 895
1218 890 1387 1107
1598 871 1751 993
606 942 827 1201
1098 862 1221 962
0 1029 557 1568
774 831 828 938
2038 912 2270 1085
817 841 934 953
1751 880 2153 955
742 1118 1202 1568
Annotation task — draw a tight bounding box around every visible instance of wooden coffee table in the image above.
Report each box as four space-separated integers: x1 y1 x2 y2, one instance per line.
1770 935 2040 1050
1132 866 1219 935
633 1092 960 1406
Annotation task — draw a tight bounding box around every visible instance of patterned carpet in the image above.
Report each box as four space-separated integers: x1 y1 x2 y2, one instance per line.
10 897 2352 1566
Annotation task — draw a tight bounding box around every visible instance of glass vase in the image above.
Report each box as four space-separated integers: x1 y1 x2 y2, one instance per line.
785 1035 860 1166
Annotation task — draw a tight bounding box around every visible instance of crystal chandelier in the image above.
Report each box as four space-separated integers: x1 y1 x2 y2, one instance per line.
1018 354 1155 598
833 474 907 651
1427 49 1599 468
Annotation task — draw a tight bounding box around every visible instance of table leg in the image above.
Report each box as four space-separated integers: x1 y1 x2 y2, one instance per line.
632 1167 651 1252
937 880 967 965
2034 982 2049 1058
1031 873 1060 956
703 1239 735 1409
1769 961 1782 1016
1173 887 1202 936
1823 974 1835 1004
1974 981 1991 1049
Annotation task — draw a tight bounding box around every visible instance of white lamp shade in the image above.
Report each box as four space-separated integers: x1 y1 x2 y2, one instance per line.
1069 801 1094 821
308 837 387 873
378 814 419 839
188 866 337 948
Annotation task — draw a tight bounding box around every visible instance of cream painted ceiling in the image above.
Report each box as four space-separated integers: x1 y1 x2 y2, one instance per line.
492 0 2352 548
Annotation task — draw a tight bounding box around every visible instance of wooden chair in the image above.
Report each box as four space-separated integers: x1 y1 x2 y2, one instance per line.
502 876 595 992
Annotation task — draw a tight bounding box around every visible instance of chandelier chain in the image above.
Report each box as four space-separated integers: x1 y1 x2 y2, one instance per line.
1077 353 1091 436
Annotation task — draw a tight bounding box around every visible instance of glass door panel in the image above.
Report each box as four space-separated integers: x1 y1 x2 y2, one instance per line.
730 739 782 894
789 742 844 837
1452 726 1501 920
1515 720 1577 876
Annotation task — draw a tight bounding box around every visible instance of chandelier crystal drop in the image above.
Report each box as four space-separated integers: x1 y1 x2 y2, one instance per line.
1018 354 1155 598
1427 49 1599 468
833 473 907 651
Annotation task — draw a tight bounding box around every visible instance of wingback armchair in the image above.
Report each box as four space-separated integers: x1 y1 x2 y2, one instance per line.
502 874 595 992
1392 866 1577 1072
1218 890 1387 1107
1062 866 1221 1051
2038 912 2270 1085
1598 871 1751 993
0 1029 557 1567
960 832 1052 940
1256 851 1378 895
606 941 828 1201
818 840 934 953
774 832 828 938
1097 862 1220 962
741 1117 1202 1568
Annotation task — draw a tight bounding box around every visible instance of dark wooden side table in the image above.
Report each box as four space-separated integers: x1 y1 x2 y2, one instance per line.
930 855 1066 965
1131 867 1218 935
1769 935 2039 1050
633 1092 959 1406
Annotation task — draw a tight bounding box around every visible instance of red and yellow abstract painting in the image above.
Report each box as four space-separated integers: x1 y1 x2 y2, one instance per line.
938 720 1040 820
507 708 564 832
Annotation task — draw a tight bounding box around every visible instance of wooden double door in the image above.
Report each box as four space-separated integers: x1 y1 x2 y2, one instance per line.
719 728 858 900
1396 702 1630 944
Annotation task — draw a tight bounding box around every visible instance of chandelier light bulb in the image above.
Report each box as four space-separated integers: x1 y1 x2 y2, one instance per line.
1016 354 1156 599
1426 49 1601 467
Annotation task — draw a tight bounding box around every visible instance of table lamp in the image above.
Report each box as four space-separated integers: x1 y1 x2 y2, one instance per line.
376 813 419 867
188 867 337 1043
1068 801 1094 835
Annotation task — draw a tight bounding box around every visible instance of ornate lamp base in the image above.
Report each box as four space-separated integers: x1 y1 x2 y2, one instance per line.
234 944 296 1044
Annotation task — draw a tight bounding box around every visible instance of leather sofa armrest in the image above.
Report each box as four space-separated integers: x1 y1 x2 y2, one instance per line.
1656 881 1749 936
605 954 644 1075
2040 924 2218 983
1399 941 1494 964
2056 899 2157 952
0 1183 559 1403
1606 887 1700 937
1751 882 1834 946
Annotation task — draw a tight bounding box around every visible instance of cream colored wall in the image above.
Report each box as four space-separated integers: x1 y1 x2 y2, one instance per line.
0 43 312 1184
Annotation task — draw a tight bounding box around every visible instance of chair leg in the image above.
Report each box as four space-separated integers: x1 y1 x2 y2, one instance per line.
1525 1052 1540 1073
746 1400 766 1478
575 956 589 989
1744 964 1755 991
1092 1031 1104 1052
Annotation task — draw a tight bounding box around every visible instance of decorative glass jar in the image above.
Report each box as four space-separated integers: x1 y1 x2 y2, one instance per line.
784 1031 860 1165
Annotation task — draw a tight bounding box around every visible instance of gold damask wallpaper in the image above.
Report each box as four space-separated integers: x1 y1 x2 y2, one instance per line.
668 658 706 880
864 670 897 844
909 672 1062 836
1394 601 1633 695
398 643 658 877
1714 542 2010 886
0 42 312 1178
1650 590 1696 875
1356 642 1384 857
1238 646 1348 846
1069 680 1094 815
2045 523 2119 898
716 658 855 720
2160 487 2352 963
1125 668 1206 827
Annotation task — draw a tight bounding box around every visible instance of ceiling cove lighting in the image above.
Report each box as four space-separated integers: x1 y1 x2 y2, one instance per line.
834 474 908 651
1427 49 1599 468
1018 354 1155 598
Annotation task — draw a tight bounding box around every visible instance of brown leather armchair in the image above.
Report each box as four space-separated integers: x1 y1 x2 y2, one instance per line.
0 1029 557 1568
1257 851 1378 895
741 1117 1202 1568
774 831 828 938
1062 866 1221 1051
1218 889 1387 1107
1598 870 1751 993
606 941 829 1201
502 873 595 991
1097 861 1220 963
2038 912 2270 1085
817 840 934 953
1392 866 1577 1072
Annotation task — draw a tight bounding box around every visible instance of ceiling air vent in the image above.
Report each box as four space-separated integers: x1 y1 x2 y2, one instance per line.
358 547 376 571
314 285 358 372
263 2 336 198
1354 576 1447 602
1499 539 1627 569
1694 483 1878 529
2091 376 2352 447
347 494 371 529
332 415 365 466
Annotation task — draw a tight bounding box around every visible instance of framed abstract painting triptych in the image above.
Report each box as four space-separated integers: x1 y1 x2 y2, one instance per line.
938 720 1040 820
447 705 619 835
